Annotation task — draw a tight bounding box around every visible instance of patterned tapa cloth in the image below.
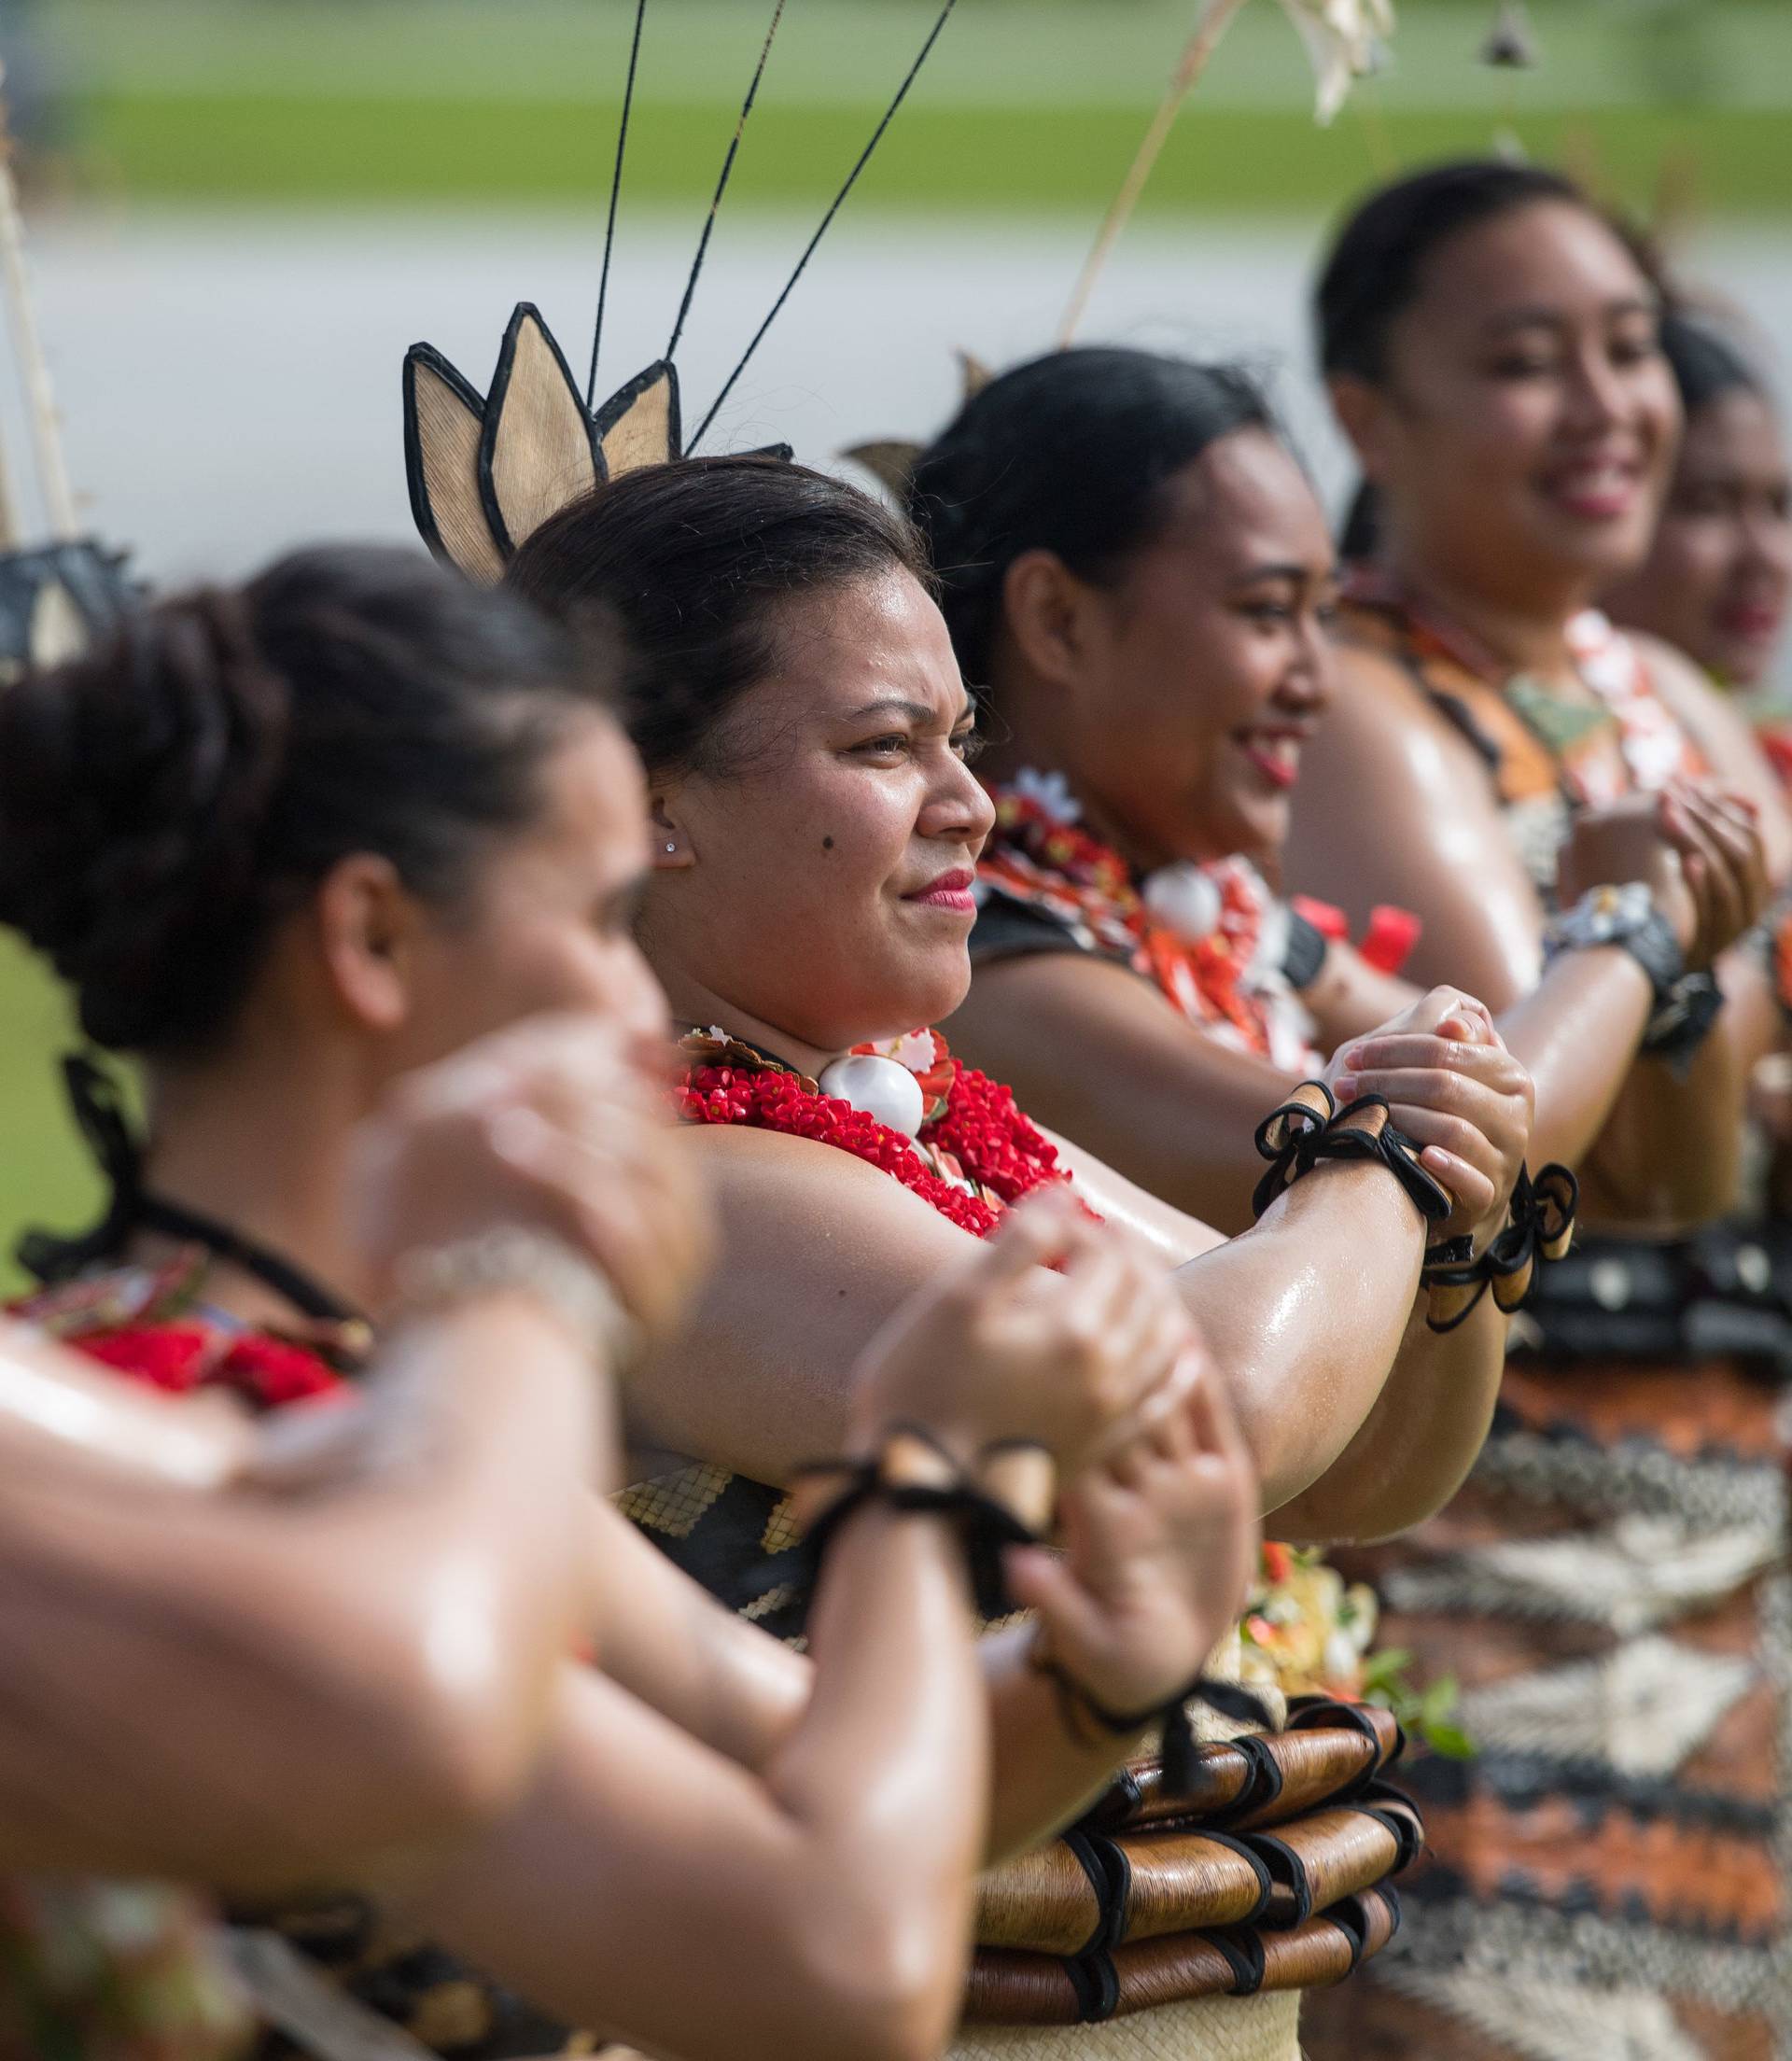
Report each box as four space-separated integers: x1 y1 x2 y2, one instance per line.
1302 595 1790 2061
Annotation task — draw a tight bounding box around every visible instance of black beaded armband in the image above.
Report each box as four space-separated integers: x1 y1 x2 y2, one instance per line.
789 1424 1054 1620
1420 1160 1578 1333
1030 1637 1274 1795
1251 1081 1453 1227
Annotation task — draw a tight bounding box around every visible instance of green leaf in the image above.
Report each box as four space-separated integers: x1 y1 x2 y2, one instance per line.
1421 1722 1477 1760
1419 1674 1460 1727
1358 1647 1413 1691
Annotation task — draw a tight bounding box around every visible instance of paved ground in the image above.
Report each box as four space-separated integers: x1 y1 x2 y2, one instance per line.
17 205 1792 582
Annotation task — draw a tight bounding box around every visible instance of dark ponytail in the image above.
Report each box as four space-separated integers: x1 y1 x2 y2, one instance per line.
0 544 608 1057
906 346 1273 690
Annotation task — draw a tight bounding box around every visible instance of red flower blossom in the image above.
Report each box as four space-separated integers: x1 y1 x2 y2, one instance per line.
220 1334 348 1409
80 1325 213 1394
64 1323 348 1411
679 1044 1069 1241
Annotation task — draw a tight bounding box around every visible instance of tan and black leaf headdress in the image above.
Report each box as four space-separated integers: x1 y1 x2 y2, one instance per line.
403 0 958 584
404 306 680 585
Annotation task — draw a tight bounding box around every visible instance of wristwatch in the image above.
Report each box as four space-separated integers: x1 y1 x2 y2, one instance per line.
1544 882 1723 1068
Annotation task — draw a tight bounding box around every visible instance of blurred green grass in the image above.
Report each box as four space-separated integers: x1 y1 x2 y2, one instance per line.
71 93 1792 216
49 0 1792 217
0 942 102 1295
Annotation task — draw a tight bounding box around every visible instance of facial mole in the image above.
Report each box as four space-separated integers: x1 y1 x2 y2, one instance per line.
822 835 835 851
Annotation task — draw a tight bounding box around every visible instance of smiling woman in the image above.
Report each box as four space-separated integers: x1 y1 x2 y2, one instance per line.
499 453 1561 2056
1285 160 1792 2061
510 457 990 1058
1604 312 1792 695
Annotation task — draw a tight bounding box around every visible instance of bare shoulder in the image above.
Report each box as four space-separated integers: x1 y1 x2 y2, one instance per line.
1299 644 1499 847
1630 629 1724 723
1628 629 1765 773
964 939 1170 1018
676 1117 982 1258
1629 629 1792 871
1319 636 1491 793
1327 635 1438 731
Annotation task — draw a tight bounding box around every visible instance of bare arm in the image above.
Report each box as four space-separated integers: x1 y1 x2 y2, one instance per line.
949 950 1317 1237
1287 646 1752 1227
634 1118 1438 1535
1642 635 1792 884
587 1516 1186 1861
594 1415 1254 1868
410 1199 1218 2061
0 1299 598 1894
956 932 1651 1245
415 1504 987 2061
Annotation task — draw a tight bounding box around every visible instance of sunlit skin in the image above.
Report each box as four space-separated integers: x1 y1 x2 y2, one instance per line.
1290 198 1784 1231
1330 199 1681 664
1605 386 1792 688
3 659 1261 2061
143 714 667 1316
975 429 1337 874
645 569 994 1066
621 560 1541 1549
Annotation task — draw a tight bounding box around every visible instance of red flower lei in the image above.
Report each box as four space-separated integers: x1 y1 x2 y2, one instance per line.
977 780 1295 1061
9 1253 357 1412
677 1029 1068 1239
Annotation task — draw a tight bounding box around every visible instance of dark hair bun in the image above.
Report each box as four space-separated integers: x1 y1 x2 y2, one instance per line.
0 542 604 1058
0 587 290 1050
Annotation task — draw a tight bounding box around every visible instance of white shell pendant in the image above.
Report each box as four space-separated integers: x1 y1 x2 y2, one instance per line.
818 1053 926 1137
1141 862 1223 943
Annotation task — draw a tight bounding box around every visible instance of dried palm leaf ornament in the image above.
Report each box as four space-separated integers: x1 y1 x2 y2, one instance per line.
0 59 133 680
404 0 959 584
841 0 1397 499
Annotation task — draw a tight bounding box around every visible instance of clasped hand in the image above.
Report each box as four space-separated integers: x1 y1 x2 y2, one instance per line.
1326 987 1535 1249
848 1192 1260 1724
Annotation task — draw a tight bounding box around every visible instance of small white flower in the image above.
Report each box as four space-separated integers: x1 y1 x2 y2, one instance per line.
1275 0 1396 125
889 1029 940 1076
1011 766 1082 824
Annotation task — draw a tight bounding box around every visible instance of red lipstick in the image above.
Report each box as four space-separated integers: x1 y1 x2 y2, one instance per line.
907 866 977 913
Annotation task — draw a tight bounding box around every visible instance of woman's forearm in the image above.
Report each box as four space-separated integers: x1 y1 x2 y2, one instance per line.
0 1298 598 1890
1580 1014 1746 1231
1493 946 1653 1174
592 1500 1163 1864
1175 1162 1423 1518
1270 1288 1505 1544
413 1507 987 2061
980 1623 1151 1860
589 1496 812 1768
1574 943 1765 1229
